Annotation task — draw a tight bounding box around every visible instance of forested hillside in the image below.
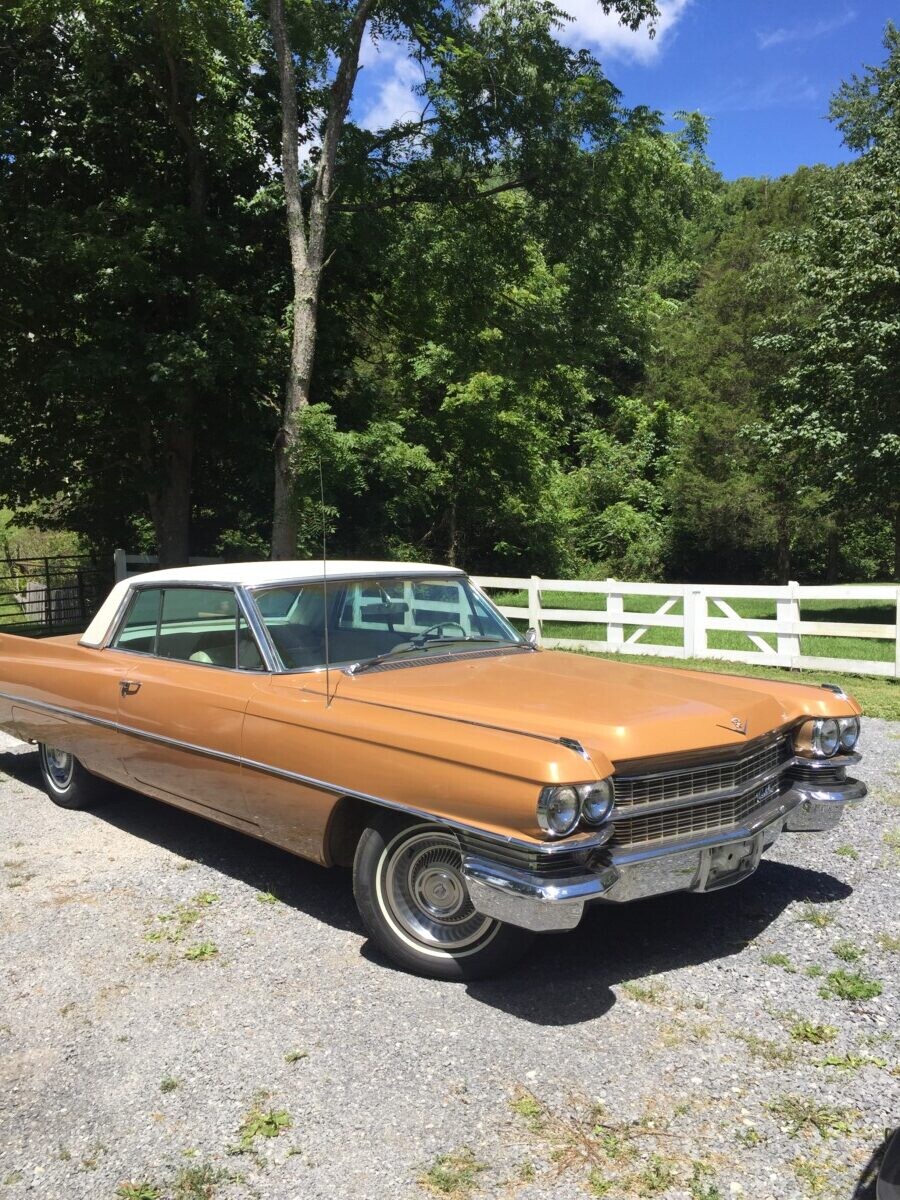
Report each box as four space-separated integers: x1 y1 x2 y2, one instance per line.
1 4 896 582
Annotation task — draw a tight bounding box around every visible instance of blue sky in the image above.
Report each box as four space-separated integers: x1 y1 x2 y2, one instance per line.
352 2 896 179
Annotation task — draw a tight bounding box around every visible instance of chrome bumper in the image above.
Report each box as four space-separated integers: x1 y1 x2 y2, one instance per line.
462 777 866 933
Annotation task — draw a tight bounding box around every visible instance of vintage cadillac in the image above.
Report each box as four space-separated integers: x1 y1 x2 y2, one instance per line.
0 562 866 978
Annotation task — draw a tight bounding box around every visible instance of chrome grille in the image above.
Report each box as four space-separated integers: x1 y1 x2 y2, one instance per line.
613 736 792 809
612 786 782 849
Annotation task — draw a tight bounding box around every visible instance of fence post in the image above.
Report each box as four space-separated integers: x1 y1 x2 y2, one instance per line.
777 580 801 665
113 548 127 582
528 576 543 644
683 587 706 660
43 557 53 632
606 579 623 648
895 586 900 680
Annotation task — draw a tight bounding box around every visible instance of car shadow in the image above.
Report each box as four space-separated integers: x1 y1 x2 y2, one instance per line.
3 747 852 1025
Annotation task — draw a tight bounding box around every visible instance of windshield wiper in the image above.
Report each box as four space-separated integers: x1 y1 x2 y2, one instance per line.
346 636 521 676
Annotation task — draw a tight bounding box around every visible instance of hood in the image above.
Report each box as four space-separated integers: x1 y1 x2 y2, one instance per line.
306 648 844 767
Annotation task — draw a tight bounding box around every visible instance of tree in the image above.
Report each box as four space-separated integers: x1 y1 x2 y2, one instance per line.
265 0 661 557
757 23 900 578
0 1 277 564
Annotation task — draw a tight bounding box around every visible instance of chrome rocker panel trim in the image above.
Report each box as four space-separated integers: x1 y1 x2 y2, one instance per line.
462 777 867 933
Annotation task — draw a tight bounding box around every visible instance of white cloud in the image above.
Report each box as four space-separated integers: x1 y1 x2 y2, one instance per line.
558 0 691 64
705 74 819 113
757 8 856 50
357 37 423 131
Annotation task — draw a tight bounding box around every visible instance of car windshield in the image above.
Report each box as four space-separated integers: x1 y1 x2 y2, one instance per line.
250 575 523 672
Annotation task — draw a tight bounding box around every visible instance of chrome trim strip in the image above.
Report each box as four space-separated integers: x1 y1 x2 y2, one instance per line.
791 752 860 770
0 688 607 856
235 586 279 673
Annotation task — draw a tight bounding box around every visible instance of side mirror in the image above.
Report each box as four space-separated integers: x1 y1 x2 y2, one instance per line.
525 627 539 648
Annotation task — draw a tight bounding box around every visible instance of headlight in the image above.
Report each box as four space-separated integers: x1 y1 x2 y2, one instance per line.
794 717 842 758
537 786 580 836
838 716 860 751
579 779 614 825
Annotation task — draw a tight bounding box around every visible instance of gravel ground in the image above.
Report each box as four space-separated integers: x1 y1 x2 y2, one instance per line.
0 718 898 1200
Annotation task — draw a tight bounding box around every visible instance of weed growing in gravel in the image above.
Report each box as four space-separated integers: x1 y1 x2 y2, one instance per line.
832 940 865 963
877 932 900 952
418 1149 485 1197
768 1096 854 1139
587 1170 612 1195
183 941 218 961
284 1049 309 1063
789 1020 837 1045
884 830 900 852
192 891 219 906
255 891 280 904
818 969 882 1001
792 1154 833 1195
237 1103 292 1150
834 844 859 860
172 1163 230 1199
796 905 834 929
814 1051 887 1070
804 964 825 977
517 1161 535 1182
510 1093 545 1130
144 903 205 945
621 980 665 1003
630 1154 676 1195
160 1076 179 1093
761 952 796 972
116 1184 161 1200
736 1033 796 1067
735 1128 763 1148
688 1161 723 1200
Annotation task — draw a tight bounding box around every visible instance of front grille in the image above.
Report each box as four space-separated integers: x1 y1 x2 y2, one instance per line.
788 763 846 785
612 785 783 849
613 735 792 809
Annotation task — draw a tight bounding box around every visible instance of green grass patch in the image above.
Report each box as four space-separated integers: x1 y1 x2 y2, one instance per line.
418 1149 485 1197
819 970 883 1001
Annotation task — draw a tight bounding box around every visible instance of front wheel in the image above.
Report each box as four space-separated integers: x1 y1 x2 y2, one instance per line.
352 812 533 979
37 744 97 810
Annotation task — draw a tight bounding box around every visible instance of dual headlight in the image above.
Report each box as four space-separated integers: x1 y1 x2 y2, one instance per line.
794 716 860 758
537 779 614 837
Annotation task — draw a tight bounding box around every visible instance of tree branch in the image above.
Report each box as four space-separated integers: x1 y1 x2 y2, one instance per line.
269 0 309 277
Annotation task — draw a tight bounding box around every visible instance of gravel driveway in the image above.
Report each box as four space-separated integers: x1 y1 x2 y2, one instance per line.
1 719 898 1200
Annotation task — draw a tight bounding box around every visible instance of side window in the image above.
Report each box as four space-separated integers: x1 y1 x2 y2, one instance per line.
157 587 239 667
112 588 162 653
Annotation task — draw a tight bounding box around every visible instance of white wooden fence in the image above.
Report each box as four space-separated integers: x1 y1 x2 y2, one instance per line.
113 549 220 581
471 576 900 679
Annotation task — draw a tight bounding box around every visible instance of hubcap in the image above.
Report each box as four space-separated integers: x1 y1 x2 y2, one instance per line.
381 830 494 951
43 746 74 790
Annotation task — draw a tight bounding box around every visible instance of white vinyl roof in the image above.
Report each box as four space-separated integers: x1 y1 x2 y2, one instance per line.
80 559 463 647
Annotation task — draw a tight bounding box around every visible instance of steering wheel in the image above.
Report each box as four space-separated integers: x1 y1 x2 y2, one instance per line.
411 620 468 646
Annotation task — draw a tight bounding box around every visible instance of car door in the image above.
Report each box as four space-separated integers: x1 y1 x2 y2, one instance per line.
107 584 266 829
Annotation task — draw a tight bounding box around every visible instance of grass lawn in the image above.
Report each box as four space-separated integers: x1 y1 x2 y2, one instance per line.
491 588 899 719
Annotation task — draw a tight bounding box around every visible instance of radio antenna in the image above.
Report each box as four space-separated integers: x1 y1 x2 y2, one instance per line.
319 458 332 708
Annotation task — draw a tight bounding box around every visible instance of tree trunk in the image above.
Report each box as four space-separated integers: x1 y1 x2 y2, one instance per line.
148 424 194 568
775 530 791 585
268 0 375 560
826 524 840 583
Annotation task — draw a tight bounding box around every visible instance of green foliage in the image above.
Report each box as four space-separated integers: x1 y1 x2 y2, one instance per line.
818 970 883 1002
1 4 895 584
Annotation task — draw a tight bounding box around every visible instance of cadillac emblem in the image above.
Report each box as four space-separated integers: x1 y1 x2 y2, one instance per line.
729 716 748 734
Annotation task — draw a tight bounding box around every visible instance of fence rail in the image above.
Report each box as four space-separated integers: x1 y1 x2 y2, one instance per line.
471 576 900 679
0 554 112 637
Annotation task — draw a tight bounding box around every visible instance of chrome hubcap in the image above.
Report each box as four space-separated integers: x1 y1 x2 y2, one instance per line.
382 830 493 950
43 746 74 789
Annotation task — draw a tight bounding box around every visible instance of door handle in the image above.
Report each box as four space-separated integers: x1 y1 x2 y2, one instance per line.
119 680 141 697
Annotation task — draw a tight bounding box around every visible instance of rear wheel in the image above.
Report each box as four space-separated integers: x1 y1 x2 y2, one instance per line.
352 811 533 979
37 744 97 810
